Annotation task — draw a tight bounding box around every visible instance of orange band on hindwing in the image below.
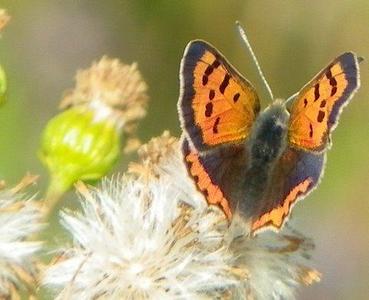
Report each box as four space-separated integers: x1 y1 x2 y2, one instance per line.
184 147 232 220
251 179 313 233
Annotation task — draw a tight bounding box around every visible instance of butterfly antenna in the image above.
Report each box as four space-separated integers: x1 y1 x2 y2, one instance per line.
236 21 274 101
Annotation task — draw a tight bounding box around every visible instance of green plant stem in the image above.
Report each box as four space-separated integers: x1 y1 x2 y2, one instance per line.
43 174 71 219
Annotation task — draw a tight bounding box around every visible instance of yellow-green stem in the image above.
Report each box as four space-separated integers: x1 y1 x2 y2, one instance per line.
43 174 72 219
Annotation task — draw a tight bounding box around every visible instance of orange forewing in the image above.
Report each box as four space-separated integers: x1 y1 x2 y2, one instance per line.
179 41 260 151
288 53 360 152
184 144 232 220
192 51 258 145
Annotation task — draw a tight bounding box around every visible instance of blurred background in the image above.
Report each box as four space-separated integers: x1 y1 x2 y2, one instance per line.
0 1 368 299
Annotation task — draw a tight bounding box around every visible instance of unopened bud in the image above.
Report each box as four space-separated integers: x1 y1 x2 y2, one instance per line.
40 106 121 197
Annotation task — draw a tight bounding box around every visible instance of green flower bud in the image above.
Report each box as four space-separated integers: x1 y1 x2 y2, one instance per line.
0 64 6 105
40 106 121 199
40 56 148 214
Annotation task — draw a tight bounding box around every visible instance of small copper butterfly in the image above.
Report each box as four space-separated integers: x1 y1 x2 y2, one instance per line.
178 25 361 234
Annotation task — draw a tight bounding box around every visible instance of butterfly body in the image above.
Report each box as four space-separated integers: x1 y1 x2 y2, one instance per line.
178 40 361 234
242 102 290 213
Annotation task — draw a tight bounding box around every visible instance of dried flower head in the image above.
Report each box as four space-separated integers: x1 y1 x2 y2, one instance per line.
128 130 177 180
60 56 148 133
43 133 319 299
0 9 10 31
0 175 44 298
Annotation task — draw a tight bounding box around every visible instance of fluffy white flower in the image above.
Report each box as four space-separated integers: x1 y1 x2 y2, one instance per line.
226 218 320 299
43 181 236 299
43 132 319 299
0 175 44 298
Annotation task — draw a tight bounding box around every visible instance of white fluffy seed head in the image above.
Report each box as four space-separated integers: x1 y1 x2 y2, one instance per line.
43 179 237 299
0 176 44 298
43 132 320 300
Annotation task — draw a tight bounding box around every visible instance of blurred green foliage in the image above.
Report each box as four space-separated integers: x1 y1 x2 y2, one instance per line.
0 1 368 299
0 64 6 104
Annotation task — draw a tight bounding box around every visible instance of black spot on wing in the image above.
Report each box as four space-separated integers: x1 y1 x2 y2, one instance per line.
219 74 230 94
233 93 240 102
213 117 220 134
209 89 215 100
212 60 220 68
202 75 208 86
326 67 338 96
326 69 333 79
314 83 320 101
329 76 337 86
317 110 325 123
205 102 213 117
204 65 214 76
309 124 313 138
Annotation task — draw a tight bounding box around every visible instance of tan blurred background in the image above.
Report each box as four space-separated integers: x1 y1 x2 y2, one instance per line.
0 1 368 299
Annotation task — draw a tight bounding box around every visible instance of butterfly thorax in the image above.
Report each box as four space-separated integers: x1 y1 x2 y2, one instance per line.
248 101 289 169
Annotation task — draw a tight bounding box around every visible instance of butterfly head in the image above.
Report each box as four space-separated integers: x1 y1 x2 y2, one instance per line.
249 100 289 167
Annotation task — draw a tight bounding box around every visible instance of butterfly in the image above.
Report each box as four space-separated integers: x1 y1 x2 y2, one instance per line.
178 38 361 234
